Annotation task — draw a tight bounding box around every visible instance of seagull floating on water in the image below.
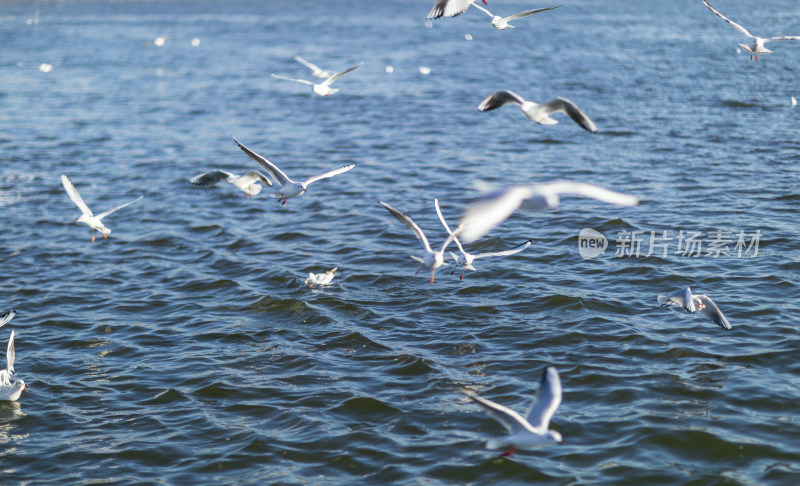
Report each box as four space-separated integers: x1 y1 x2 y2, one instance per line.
0 310 15 329
701 0 800 61
0 330 26 401
379 201 462 284
427 0 488 19
657 286 732 330
271 62 362 96
467 366 563 456
459 180 639 243
434 198 531 279
305 267 338 286
189 169 272 198
233 138 355 205
294 56 334 79
478 90 597 133
470 3 560 30
61 174 143 242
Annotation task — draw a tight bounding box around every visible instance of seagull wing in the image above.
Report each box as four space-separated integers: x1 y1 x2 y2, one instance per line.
525 366 562 432
271 73 314 86
763 36 800 44
658 286 695 312
467 392 530 435
537 181 639 207
434 198 467 255
303 163 355 186
95 195 143 221
321 62 363 87
0 310 15 329
427 0 475 19
477 90 526 112
6 330 14 376
694 295 733 330
61 174 94 218
189 170 234 186
294 56 324 76
240 170 273 187
701 0 754 38
471 2 494 18
539 98 598 133
232 137 292 186
459 186 534 243
473 239 532 259
380 201 433 253
501 5 561 22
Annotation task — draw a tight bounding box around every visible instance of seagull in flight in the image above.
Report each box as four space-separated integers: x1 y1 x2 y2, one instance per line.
427 0 488 19
0 330 26 402
434 198 531 279
294 56 334 79
467 366 563 456
458 180 639 243
478 90 597 133
189 169 272 198
0 310 15 329
271 62 362 96
379 201 462 284
232 138 355 205
470 4 560 30
658 286 733 330
61 174 143 242
701 0 800 61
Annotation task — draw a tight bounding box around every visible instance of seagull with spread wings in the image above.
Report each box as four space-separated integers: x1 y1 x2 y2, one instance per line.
271 62 362 96
61 174 143 242
189 169 272 198
471 3 560 30
478 90 598 133
658 286 733 330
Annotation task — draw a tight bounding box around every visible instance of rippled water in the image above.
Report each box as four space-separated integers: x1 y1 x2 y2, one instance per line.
1 0 799 483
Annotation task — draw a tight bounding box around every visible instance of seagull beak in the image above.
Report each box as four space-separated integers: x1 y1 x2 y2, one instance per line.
23 383 28 391
430 269 436 284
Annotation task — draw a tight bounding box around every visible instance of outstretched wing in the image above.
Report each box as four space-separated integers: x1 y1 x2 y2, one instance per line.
380 201 433 253
427 0 475 19
537 181 639 207
658 286 695 312
96 195 143 221
694 294 733 330
303 163 355 186
474 239 532 259
271 73 314 86
294 56 328 77
459 186 534 243
502 5 561 22
477 90 526 112
701 0 753 38
232 137 292 186
189 170 234 186
239 170 273 187
539 98 598 133
764 36 800 44
434 198 467 255
467 392 530 435
6 330 14 376
61 174 94 218
525 366 562 432
321 62 363 87
0 310 15 329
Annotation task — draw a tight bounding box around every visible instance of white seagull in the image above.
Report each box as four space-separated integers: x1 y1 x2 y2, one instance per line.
0 310 15 329
459 181 639 243
0 331 26 402
305 267 338 286
271 62 363 96
471 3 560 30
478 90 598 133
233 138 355 205
701 0 800 61
61 174 143 242
434 198 531 279
294 56 334 79
189 169 272 198
427 0 488 19
467 366 563 456
658 286 732 330
379 201 462 284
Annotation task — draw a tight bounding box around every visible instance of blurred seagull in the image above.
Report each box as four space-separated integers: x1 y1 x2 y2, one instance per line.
657 286 732 330
434 198 531 279
61 174 143 242
143 35 172 48
0 310 15 329
467 366 563 456
271 62 363 96
0 331 26 402
478 90 597 133
233 138 355 205
379 201 462 284
471 4 560 30
459 181 639 243
701 0 800 61
305 267 338 286
189 169 272 198
427 0 488 19
294 56 334 79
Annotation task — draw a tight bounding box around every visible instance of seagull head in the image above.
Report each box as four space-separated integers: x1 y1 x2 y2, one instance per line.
77 214 89 224
18 380 27 392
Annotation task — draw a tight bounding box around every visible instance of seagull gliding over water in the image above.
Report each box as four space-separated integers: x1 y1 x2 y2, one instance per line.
658 286 733 330
470 3 560 30
189 169 272 198
61 174 143 242
478 90 598 133
271 62 362 96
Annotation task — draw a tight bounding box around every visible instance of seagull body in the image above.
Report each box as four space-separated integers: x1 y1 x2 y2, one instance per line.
294 56 333 79
434 198 531 279
271 62 362 96
459 181 639 243
468 366 563 456
427 0 488 19
478 90 597 133
61 174 143 242
379 201 462 283
305 267 338 286
189 169 272 198
658 286 732 330
0 330 26 402
0 310 15 329
701 0 800 61
232 138 355 205
471 4 560 30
